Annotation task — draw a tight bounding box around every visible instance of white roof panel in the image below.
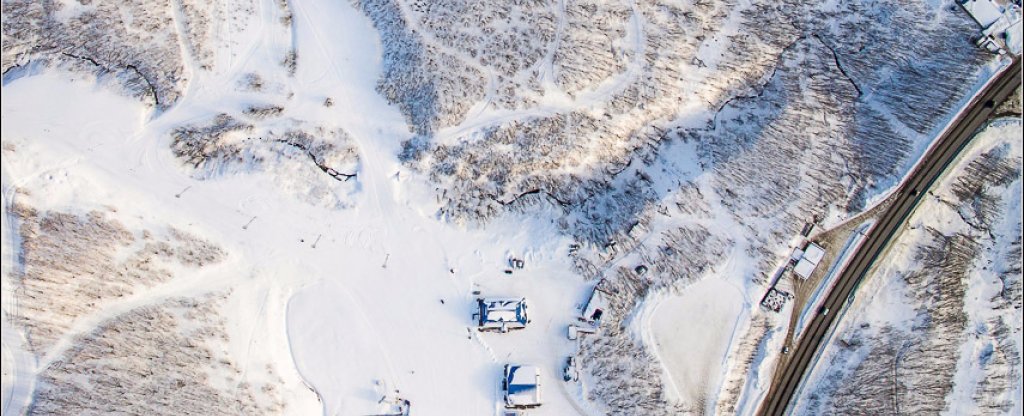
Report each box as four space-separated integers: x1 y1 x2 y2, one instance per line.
962 0 1004 29
506 366 542 407
803 243 826 265
794 258 817 280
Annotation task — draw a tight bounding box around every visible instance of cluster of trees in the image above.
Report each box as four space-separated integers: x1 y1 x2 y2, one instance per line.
171 114 255 173
577 268 688 415
353 0 487 135
10 197 283 415
368 0 995 409
405 0 555 110
30 296 286 415
715 316 774 415
10 202 223 354
947 144 1022 235
553 0 629 96
805 229 976 414
393 0 762 237
802 131 1022 414
568 0 992 411
407 0 554 78
180 0 218 70
1 0 207 110
9 180 287 415
170 113 362 207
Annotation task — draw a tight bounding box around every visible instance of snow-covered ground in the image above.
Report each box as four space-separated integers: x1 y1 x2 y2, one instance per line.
0 48 592 416
1 0 1018 414
640 277 748 412
0 1 596 413
792 119 1023 415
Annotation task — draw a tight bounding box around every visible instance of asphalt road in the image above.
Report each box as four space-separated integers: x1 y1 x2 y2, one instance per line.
758 57 1022 416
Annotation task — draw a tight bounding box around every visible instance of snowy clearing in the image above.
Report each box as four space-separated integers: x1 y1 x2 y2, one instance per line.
642 278 748 412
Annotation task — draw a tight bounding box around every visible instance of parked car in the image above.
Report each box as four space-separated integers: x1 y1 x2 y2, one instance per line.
562 357 579 382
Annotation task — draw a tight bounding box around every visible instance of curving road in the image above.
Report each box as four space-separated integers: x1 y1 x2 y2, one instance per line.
758 57 1022 416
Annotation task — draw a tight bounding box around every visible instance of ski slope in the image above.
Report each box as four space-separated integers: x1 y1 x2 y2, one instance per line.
0 0 596 414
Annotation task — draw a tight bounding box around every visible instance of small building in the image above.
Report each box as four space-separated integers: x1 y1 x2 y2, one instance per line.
760 287 790 312
477 298 529 332
580 279 611 325
800 221 816 237
962 0 1004 28
503 365 542 408
959 0 1023 55
793 242 826 280
789 247 805 263
803 242 825 264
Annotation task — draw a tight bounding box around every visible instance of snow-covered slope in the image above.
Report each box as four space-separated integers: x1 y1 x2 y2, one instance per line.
793 120 1023 415
2 0 1020 414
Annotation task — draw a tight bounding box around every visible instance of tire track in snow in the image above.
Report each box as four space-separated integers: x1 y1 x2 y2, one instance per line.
1 162 37 416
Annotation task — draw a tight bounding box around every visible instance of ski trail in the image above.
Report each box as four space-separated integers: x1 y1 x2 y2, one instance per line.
1 161 37 416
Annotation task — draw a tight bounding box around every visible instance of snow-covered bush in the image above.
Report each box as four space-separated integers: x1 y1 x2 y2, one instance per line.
29 296 285 415
352 0 488 134
10 202 223 353
798 123 1022 414
170 114 362 207
1 0 201 109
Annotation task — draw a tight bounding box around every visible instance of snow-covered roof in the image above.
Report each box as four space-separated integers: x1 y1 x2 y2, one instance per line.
961 0 1004 29
479 298 528 327
487 309 520 322
794 258 817 280
505 366 541 407
803 242 825 265
790 247 805 263
581 280 611 321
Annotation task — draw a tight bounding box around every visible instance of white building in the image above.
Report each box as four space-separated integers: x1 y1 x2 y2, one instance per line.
503 365 542 408
477 298 530 332
960 0 1024 55
803 242 825 264
580 279 611 325
962 0 1005 28
793 242 826 280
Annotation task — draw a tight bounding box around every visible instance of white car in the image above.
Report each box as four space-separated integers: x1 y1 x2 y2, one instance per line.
503 365 542 408
562 357 579 382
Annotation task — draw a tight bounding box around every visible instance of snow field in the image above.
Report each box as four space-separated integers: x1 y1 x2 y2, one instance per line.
640 277 747 412
0 1 598 414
